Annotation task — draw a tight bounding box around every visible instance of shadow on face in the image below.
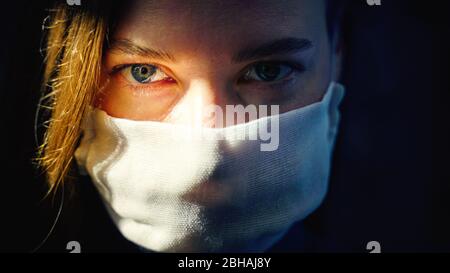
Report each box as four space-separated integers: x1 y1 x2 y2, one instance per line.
96 0 340 125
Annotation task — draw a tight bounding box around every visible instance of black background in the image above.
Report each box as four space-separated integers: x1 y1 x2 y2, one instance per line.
0 0 449 252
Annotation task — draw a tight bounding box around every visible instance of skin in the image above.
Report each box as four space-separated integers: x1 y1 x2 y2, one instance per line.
96 0 342 125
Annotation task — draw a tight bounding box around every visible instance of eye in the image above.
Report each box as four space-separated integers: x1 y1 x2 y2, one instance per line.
121 64 170 84
241 62 296 82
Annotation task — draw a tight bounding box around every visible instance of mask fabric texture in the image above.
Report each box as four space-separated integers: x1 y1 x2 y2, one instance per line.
74 82 345 252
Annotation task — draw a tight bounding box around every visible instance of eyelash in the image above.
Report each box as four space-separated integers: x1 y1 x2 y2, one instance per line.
238 61 305 84
110 61 305 87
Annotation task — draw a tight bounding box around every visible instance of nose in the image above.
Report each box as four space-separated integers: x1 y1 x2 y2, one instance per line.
164 79 244 128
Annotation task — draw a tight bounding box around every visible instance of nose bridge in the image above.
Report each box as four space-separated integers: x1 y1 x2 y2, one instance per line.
175 45 241 107
186 78 238 108
164 77 242 127
186 79 240 128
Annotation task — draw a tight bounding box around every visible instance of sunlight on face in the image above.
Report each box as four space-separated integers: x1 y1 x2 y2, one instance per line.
96 0 338 124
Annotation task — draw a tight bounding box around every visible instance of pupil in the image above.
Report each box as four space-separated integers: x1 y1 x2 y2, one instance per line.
140 67 148 75
131 65 155 83
257 64 280 81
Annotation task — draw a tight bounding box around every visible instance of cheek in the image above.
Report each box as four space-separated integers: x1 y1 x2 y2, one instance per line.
309 33 333 92
292 35 333 108
269 42 333 114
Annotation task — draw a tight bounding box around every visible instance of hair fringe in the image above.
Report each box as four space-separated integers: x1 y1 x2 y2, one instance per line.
35 3 108 195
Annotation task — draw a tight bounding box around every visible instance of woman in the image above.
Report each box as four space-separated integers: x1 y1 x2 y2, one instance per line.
37 0 347 252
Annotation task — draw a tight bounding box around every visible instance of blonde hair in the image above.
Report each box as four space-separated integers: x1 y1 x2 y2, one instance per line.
36 2 114 194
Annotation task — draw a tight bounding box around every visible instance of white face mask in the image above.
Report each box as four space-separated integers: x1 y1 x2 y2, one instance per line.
74 82 345 252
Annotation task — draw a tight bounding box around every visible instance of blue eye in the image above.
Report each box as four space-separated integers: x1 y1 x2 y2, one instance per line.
120 64 170 84
242 62 296 82
130 64 156 83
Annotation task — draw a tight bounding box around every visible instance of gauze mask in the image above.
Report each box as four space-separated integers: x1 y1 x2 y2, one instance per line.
74 82 345 252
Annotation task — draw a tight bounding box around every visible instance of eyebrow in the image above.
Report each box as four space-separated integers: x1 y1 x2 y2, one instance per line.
232 37 313 63
107 37 313 63
108 39 176 62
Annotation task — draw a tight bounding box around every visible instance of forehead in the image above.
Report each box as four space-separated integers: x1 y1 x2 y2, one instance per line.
113 0 327 58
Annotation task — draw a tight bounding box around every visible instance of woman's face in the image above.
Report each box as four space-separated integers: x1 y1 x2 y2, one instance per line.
96 0 340 124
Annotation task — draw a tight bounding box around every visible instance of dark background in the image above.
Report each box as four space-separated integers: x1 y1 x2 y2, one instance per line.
0 0 449 252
